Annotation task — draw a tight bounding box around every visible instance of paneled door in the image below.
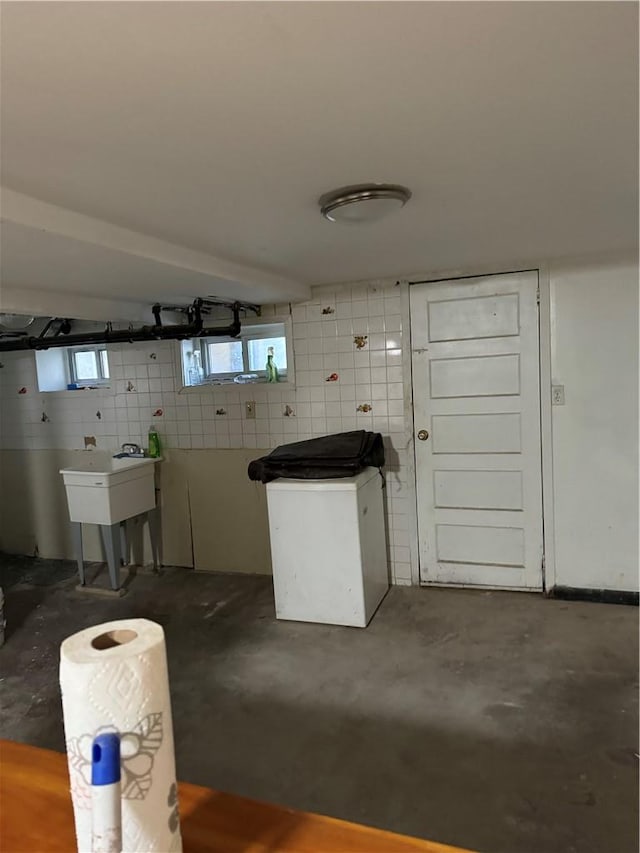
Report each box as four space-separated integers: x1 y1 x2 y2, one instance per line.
410 271 543 590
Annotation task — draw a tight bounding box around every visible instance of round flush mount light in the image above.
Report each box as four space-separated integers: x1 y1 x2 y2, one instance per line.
319 183 412 224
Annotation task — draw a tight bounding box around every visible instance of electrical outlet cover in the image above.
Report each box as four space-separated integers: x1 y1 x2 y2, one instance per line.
552 385 565 405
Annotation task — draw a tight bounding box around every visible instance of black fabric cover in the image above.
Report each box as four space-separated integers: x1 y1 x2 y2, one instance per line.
247 430 385 483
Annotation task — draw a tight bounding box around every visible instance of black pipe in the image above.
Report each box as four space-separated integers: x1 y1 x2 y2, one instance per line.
0 304 241 352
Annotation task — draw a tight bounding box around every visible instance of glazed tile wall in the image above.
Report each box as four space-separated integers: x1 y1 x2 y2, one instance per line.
0 280 413 583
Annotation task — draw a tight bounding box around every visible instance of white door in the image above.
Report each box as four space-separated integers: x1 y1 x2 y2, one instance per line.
410 271 543 590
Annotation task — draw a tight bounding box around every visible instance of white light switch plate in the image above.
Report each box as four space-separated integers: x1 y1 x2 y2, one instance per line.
552 385 565 405
245 401 256 419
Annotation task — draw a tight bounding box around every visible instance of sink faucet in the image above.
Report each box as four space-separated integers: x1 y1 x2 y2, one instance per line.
121 442 141 455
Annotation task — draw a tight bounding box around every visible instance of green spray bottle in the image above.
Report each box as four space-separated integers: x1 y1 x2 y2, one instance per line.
265 346 279 383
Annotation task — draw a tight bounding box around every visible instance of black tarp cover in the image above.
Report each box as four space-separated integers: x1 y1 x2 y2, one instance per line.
248 430 385 483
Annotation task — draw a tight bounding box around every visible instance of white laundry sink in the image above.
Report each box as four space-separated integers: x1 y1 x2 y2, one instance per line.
60 455 159 525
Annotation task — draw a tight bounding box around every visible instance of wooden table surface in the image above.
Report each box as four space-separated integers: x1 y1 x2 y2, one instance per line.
0 739 470 853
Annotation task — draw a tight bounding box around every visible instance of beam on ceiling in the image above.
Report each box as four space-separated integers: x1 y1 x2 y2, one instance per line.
1 188 310 303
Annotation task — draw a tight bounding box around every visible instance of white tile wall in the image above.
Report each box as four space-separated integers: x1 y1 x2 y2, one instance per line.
0 280 413 583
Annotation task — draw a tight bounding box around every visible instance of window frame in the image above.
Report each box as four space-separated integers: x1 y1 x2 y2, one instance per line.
67 345 111 386
197 339 243 381
177 316 294 390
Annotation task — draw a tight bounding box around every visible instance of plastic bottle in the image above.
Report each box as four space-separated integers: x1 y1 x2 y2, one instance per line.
148 425 161 458
265 346 279 383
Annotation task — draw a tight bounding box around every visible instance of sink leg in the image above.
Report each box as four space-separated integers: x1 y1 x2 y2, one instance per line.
120 522 129 567
101 523 122 590
71 522 85 585
147 507 160 572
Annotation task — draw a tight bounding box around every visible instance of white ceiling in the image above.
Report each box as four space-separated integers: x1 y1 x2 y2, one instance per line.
1 1 637 309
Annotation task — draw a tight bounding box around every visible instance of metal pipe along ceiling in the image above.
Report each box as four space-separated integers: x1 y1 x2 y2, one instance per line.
0 302 243 352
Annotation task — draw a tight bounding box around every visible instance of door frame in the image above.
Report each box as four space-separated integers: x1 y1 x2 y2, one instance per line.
402 266 556 591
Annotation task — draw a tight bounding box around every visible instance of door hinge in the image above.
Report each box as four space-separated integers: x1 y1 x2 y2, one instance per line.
536 285 541 305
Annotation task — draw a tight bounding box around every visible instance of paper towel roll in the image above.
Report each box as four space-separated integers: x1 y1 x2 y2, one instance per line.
60 619 182 853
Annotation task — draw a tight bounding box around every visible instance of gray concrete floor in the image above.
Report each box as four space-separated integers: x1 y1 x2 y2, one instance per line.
1 555 638 853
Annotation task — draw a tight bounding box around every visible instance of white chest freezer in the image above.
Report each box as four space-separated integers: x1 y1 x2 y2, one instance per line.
266 467 389 627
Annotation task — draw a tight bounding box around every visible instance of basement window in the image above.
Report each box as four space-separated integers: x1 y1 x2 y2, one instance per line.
180 321 291 387
35 345 111 392
68 346 110 385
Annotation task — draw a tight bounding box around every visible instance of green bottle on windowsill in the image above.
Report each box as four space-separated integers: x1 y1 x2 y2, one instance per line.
266 346 279 383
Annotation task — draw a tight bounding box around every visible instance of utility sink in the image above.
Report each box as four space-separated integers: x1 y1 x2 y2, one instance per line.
60 454 160 525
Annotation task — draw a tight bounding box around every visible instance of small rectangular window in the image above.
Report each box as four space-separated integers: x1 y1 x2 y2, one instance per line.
180 321 290 387
36 345 111 392
73 350 98 381
69 346 110 385
207 340 244 375
100 349 110 379
247 336 287 372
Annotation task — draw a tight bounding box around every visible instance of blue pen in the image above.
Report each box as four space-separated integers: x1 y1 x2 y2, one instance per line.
91 733 122 853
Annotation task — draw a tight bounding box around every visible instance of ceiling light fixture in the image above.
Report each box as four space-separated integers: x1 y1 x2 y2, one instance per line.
319 183 411 224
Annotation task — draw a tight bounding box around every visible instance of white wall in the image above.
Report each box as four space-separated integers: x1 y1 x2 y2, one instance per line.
549 256 638 591
34 348 67 392
0 283 413 583
1 255 637 592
